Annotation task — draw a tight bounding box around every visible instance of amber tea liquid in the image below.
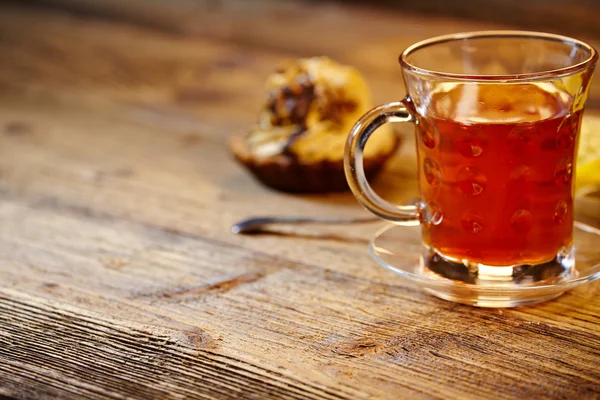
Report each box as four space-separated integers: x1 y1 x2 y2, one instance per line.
417 84 581 267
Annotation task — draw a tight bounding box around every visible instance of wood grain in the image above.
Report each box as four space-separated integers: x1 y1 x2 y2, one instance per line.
0 1 599 400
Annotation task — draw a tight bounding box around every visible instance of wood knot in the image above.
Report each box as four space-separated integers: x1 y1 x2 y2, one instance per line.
4 121 33 136
179 328 216 349
173 325 217 350
318 336 382 359
40 282 59 289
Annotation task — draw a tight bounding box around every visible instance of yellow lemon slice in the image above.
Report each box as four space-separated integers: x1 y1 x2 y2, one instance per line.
577 114 600 193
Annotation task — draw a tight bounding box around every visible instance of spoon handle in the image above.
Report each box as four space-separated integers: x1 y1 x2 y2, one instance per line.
231 216 379 234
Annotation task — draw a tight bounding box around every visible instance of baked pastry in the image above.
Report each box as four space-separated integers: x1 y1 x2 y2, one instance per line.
229 56 398 193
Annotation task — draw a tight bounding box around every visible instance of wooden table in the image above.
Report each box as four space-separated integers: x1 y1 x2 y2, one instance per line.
1 1 600 399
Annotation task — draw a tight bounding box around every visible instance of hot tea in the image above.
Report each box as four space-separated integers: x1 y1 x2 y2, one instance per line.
417 84 580 266
345 31 598 305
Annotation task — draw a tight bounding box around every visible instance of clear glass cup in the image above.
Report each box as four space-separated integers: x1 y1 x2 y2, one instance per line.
344 31 598 294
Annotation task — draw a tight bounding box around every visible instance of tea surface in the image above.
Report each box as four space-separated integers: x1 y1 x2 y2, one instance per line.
417 84 580 266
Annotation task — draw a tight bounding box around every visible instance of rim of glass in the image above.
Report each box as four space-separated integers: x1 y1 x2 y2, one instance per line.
399 30 599 82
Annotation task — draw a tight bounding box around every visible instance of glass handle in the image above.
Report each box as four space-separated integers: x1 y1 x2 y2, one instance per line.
344 98 421 226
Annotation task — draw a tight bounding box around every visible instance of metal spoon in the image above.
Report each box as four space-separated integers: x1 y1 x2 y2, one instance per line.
231 215 379 234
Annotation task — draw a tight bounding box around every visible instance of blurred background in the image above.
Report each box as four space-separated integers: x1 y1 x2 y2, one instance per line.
330 0 600 38
6 0 599 108
10 0 600 38
2 0 599 203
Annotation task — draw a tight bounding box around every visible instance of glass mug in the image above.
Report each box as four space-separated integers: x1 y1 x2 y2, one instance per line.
345 31 598 285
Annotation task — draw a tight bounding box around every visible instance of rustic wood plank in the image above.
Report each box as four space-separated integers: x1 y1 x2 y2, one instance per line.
0 290 356 400
1 197 599 400
5 0 600 110
0 2 599 400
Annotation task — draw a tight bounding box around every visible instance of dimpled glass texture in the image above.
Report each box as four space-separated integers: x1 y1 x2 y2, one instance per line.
401 32 596 268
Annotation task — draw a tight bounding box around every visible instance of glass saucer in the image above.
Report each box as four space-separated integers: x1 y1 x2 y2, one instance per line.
369 221 600 307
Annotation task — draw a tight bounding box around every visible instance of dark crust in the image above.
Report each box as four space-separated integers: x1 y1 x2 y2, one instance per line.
267 71 315 127
228 135 400 193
